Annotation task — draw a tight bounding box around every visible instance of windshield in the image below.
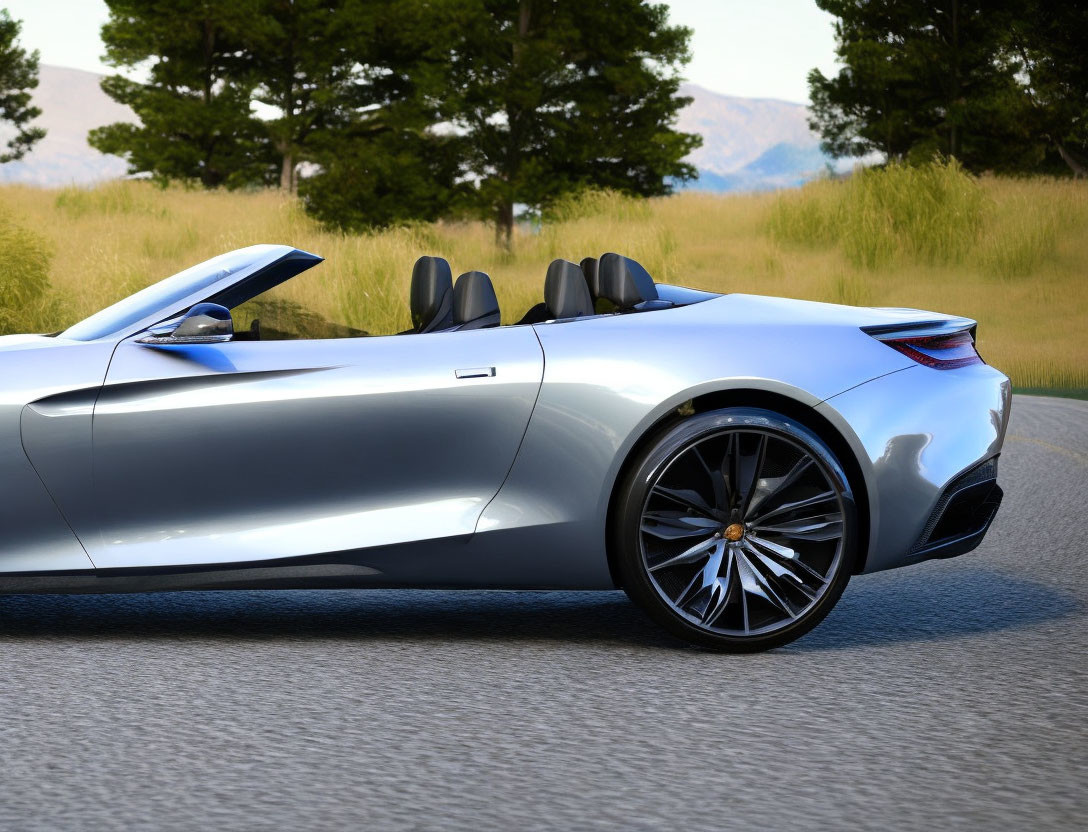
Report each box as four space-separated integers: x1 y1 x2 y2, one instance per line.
60 246 288 341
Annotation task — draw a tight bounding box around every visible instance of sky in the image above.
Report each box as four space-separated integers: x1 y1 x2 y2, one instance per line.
4 0 840 105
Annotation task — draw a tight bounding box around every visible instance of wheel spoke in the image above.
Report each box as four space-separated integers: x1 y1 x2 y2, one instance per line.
748 490 837 525
648 535 718 573
752 514 842 541
691 443 725 509
743 542 818 601
746 535 827 586
739 561 750 633
673 541 725 610
702 549 736 626
725 433 766 517
737 548 795 619
650 485 716 518
672 570 704 611
641 511 721 540
746 457 813 519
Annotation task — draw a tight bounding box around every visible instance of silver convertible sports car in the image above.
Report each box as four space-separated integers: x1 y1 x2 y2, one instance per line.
1 245 1009 651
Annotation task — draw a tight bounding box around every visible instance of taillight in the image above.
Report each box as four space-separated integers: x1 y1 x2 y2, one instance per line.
876 330 983 370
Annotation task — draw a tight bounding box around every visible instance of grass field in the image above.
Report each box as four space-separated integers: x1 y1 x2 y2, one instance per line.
1 161 1085 390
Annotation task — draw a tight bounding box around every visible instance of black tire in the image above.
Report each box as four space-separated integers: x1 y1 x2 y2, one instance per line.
614 407 857 652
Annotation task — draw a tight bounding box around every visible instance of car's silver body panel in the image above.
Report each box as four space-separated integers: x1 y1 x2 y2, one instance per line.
818 361 1010 573
85 326 543 568
0 246 1010 591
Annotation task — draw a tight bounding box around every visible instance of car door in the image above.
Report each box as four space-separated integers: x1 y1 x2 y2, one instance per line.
87 327 543 568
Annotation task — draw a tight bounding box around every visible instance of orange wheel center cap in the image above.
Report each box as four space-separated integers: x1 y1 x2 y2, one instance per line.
724 523 745 542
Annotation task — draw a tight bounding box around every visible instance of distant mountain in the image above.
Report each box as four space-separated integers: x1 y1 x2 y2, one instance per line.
0 68 840 192
0 65 134 187
675 83 841 193
691 142 835 193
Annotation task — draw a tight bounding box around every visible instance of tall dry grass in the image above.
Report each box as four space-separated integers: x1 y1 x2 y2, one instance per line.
0 164 1085 390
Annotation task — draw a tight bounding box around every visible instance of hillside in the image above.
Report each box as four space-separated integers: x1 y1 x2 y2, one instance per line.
675 83 840 192
0 67 840 192
0 65 134 186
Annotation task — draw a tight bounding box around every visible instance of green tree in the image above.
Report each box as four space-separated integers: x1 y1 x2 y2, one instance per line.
442 0 700 246
808 1 1034 171
245 0 377 191
0 10 45 163
90 0 270 188
300 129 463 228
92 0 441 199
90 0 699 236
295 0 465 224
1006 3 1088 177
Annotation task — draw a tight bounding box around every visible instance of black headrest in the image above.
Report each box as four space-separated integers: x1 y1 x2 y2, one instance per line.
579 257 600 299
410 256 453 333
453 270 500 330
598 253 658 309
545 259 594 319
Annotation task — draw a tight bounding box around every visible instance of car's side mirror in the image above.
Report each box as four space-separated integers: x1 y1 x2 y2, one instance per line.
137 303 234 345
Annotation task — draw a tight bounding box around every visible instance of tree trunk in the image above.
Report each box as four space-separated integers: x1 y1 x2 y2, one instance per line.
280 150 295 192
492 1 531 250
201 18 217 187
949 0 961 161
495 201 514 249
1055 141 1087 178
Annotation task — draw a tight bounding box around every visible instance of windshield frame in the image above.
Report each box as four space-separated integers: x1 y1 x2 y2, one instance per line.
60 245 318 342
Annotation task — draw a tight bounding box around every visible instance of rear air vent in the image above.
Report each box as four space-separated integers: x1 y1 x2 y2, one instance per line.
910 458 1002 560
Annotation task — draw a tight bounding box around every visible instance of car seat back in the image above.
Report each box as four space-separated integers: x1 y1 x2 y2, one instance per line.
597 253 658 310
410 256 454 333
545 259 595 319
453 270 501 330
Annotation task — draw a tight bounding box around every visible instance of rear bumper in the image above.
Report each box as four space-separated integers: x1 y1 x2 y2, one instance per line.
817 363 1011 573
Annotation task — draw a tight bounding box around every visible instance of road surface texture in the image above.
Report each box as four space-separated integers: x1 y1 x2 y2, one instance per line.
1 394 1085 831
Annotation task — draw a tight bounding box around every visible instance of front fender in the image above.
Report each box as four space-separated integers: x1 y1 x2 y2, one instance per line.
0 338 114 572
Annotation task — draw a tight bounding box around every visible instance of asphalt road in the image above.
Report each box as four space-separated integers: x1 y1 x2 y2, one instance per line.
1 394 1085 831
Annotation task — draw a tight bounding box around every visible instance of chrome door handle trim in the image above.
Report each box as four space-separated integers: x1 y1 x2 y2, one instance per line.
455 367 496 379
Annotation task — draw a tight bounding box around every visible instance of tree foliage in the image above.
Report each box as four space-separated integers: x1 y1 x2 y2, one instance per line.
244 0 379 191
90 0 269 187
809 0 1088 177
296 0 463 224
303 0 701 242
0 10 45 163
1006 3 1088 177
440 0 699 245
91 0 698 239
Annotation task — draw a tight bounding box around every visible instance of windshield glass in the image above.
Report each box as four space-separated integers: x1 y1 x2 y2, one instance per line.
60 246 284 341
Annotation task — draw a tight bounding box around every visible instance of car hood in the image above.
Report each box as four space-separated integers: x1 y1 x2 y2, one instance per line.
0 334 65 353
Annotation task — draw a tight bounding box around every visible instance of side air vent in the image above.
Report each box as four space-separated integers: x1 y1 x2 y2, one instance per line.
909 457 1002 561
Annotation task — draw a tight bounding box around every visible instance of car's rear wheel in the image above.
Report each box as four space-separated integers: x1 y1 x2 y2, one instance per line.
614 407 857 652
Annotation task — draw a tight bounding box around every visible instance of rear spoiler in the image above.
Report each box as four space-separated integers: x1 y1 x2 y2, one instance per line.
862 315 982 370
861 315 977 342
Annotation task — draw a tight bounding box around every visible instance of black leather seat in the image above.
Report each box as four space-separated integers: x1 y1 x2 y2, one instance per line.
544 259 594 318
517 259 596 324
597 253 659 310
410 256 454 332
580 256 601 300
453 270 501 330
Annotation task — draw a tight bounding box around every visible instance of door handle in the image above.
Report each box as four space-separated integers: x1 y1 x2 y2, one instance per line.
455 367 496 379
